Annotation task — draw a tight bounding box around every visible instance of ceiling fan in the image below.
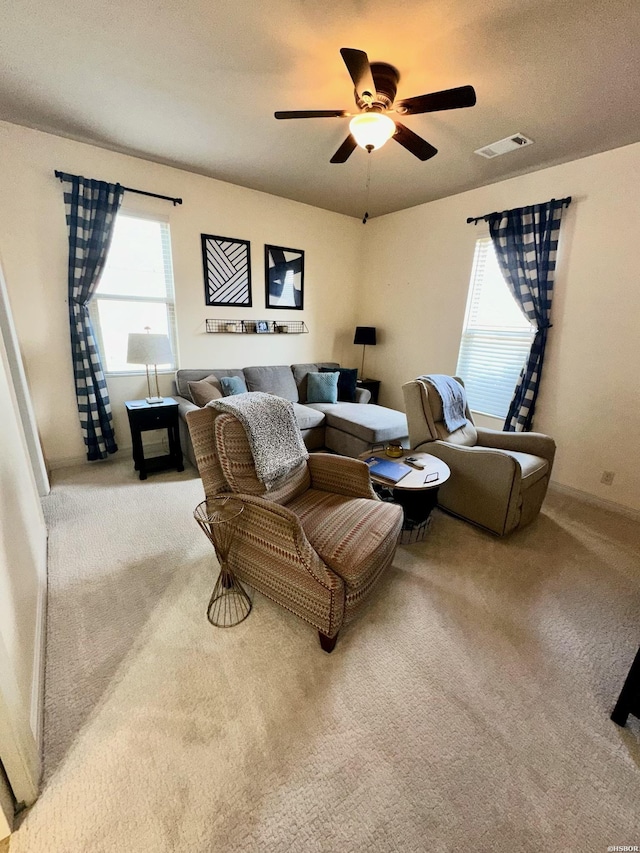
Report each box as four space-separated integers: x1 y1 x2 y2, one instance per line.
275 47 476 163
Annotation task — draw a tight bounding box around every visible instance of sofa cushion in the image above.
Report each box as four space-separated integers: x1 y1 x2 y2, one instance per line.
188 377 223 407
175 368 245 400
292 362 340 403
307 371 339 404
320 366 358 402
305 402 408 444
243 365 299 402
292 402 325 431
286 489 402 592
220 375 248 396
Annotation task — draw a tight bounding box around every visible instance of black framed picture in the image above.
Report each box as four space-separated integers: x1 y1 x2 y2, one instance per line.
201 234 252 307
255 320 269 333
265 245 304 310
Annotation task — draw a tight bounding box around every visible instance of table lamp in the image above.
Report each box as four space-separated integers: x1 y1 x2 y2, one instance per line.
353 326 376 380
126 327 173 404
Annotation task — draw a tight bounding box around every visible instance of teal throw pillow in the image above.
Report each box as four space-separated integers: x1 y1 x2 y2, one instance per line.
220 375 248 396
320 366 358 402
306 371 339 404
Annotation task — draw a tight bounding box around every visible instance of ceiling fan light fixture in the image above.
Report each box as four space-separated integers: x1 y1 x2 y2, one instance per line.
349 112 395 151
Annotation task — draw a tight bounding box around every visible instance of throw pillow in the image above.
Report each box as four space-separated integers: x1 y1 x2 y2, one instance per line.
320 366 358 402
306 371 339 404
220 375 248 396
188 379 223 407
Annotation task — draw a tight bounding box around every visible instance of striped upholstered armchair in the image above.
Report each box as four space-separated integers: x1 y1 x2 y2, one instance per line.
187 406 403 652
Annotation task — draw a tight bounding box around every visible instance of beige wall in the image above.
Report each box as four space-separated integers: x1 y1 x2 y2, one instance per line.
0 121 362 467
0 119 638 511
358 141 640 512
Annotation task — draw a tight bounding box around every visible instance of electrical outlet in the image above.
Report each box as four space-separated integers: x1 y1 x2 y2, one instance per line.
600 471 615 486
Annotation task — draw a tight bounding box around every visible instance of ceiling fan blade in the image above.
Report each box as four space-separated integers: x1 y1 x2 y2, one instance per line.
393 123 438 160
395 85 476 116
340 48 377 104
275 109 348 120
330 135 357 164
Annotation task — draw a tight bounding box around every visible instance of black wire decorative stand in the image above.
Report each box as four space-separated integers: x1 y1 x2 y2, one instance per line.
194 497 252 627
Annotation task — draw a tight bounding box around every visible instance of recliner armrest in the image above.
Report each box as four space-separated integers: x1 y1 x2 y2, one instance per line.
308 453 377 499
175 394 199 419
421 440 520 481
355 387 371 404
231 493 342 590
475 428 556 468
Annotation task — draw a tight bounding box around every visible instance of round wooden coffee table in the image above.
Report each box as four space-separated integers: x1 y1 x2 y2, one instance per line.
360 450 451 542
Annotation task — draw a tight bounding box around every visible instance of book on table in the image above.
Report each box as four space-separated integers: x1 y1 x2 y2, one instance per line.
363 456 412 483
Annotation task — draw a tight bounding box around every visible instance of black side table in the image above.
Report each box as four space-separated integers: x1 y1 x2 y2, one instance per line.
357 378 381 404
125 398 184 480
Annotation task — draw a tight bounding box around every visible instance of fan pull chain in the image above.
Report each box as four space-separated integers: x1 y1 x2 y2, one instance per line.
362 152 372 224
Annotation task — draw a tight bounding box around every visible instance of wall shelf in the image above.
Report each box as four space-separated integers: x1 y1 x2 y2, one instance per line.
205 319 308 335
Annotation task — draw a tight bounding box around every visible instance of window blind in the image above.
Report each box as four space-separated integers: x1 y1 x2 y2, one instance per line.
456 237 534 419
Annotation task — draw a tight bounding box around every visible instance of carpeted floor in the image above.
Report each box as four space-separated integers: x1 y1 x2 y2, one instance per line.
8 459 640 852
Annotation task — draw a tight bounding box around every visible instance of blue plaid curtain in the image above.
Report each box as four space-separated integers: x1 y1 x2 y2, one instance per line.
488 198 569 432
60 173 124 460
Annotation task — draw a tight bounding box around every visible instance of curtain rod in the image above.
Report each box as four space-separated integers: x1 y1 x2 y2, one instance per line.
54 170 182 206
466 195 571 225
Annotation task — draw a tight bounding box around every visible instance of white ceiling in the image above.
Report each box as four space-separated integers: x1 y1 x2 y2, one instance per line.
2 0 640 218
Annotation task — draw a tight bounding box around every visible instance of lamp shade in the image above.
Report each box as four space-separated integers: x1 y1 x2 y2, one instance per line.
127 332 173 366
354 326 377 346
349 112 395 151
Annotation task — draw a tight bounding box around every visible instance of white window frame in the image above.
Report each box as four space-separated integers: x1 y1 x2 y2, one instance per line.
456 234 535 420
90 211 178 376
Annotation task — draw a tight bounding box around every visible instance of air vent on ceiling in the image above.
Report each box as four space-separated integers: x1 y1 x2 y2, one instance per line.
474 134 534 159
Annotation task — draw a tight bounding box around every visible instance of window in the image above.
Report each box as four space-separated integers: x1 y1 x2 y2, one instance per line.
456 236 534 418
90 213 177 374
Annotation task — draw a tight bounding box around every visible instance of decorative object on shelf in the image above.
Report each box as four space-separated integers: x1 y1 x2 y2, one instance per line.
126 327 173 403
194 498 251 627
265 244 304 310
354 325 377 379
205 319 309 334
201 234 252 307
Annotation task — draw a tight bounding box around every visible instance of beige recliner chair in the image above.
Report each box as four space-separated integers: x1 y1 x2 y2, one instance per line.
402 377 556 536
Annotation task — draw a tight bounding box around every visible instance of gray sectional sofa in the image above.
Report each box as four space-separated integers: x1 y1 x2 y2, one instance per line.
173 362 409 466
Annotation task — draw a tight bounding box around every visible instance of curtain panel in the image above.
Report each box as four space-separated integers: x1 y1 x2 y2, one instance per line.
488 198 569 432
60 173 124 460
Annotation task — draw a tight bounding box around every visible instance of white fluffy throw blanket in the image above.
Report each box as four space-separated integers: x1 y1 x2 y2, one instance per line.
207 391 309 487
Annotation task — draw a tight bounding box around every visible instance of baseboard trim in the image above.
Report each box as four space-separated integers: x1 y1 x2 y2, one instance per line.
549 481 640 522
48 443 164 472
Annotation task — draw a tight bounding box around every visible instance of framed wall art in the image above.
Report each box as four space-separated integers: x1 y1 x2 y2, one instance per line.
201 234 252 307
255 320 270 333
264 245 304 310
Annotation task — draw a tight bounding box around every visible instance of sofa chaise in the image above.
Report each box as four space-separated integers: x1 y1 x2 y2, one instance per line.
173 362 408 466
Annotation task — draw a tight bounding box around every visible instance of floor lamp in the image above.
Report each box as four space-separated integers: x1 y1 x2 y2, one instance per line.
354 326 376 380
127 328 173 404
